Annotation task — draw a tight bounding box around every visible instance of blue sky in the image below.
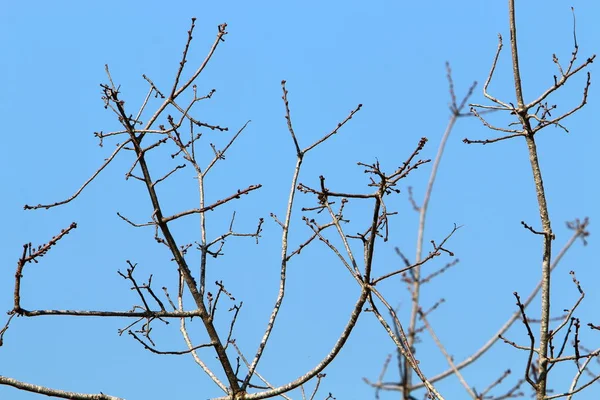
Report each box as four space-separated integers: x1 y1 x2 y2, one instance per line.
1 1 599 399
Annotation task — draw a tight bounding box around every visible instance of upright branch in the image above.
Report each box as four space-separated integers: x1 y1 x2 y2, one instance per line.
11 222 77 315
466 2 594 399
508 1 525 109
240 81 362 396
102 80 244 398
6 5 595 400
403 63 477 398
9 21 252 400
405 217 590 394
301 135 458 400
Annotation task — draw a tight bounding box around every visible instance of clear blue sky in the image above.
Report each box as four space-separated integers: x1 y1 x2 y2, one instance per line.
1 1 599 399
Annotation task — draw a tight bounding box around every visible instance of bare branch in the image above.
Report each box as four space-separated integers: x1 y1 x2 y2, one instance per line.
0 376 121 400
24 141 129 210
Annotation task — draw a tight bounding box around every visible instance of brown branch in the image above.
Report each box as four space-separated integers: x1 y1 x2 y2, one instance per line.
372 225 458 284
13 223 77 313
369 286 444 399
224 289 368 400
481 34 512 109
129 330 212 355
105 80 241 394
14 309 204 318
303 104 362 153
162 184 262 223
228 340 293 400
411 222 587 389
203 120 251 176
0 376 121 400
513 291 538 389
242 81 360 392
24 141 129 210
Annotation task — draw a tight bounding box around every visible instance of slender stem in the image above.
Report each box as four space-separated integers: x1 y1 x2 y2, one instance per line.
112 95 241 395
0 376 121 400
365 193 382 281
410 225 584 390
229 289 368 400
508 1 552 397
243 155 303 390
525 133 553 398
508 0 525 108
199 168 207 298
420 313 477 399
404 108 459 398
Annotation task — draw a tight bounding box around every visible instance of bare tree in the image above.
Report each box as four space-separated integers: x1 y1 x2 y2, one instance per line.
366 1 596 399
1 2 597 400
2 17 449 400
